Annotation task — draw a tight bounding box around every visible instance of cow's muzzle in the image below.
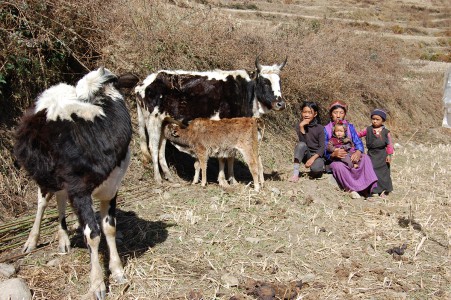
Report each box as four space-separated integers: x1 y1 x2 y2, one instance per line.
272 97 286 111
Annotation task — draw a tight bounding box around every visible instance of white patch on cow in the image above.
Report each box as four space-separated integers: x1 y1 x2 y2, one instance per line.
260 73 282 97
92 149 131 201
104 85 123 102
135 73 158 98
135 70 251 99
76 68 115 102
83 224 92 239
164 69 250 81
35 83 105 122
259 64 282 75
209 111 221 120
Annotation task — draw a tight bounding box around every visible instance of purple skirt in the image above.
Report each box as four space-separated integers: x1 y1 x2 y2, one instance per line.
330 154 377 192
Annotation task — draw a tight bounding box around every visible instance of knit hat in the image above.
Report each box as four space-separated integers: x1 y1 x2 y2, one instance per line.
329 100 348 113
371 108 387 121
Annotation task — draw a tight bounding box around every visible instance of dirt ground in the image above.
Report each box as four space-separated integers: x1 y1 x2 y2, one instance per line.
1 1 450 299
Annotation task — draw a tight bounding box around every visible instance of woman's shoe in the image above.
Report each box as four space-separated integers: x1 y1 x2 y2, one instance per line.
350 191 361 199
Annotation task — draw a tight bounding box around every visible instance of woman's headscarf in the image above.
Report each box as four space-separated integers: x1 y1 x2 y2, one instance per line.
328 100 348 114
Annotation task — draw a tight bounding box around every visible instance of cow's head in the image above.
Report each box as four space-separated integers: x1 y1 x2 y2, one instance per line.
254 56 287 115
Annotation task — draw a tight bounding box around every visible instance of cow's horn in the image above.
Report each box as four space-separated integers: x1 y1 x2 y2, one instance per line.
255 56 262 71
278 57 287 70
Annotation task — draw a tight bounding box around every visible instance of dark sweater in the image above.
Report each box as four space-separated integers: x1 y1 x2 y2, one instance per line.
295 119 325 157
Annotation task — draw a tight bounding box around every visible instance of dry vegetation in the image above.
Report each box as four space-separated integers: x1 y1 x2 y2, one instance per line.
0 0 450 299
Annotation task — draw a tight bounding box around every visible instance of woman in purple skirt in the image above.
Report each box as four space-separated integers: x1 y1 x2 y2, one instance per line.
324 100 377 199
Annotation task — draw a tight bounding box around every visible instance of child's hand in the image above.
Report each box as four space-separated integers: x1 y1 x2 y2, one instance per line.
300 118 310 127
386 155 392 164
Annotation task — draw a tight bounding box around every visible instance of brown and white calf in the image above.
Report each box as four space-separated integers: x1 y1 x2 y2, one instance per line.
163 117 265 191
14 67 138 300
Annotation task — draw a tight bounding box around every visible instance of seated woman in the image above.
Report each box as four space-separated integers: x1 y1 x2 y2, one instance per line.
324 100 377 199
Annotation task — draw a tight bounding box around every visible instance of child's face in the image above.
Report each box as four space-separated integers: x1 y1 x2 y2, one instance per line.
371 115 384 128
301 106 317 122
334 125 346 138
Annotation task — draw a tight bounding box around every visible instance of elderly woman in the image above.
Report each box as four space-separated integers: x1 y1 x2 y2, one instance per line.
324 100 377 199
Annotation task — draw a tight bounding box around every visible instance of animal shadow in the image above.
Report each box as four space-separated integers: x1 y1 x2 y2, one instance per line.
165 142 260 185
71 209 171 259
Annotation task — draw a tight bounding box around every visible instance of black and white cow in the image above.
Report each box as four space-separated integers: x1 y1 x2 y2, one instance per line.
14 67 138 300
135 57 287 184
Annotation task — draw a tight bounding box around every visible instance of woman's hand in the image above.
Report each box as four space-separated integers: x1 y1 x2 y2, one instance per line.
305 154 319 168
351 150 361 163
331 148 347 159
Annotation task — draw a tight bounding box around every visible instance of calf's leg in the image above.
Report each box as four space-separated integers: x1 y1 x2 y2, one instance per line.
239 149 260 192
227 157 237 185
217 158 229 187
192 160 201 184
198 152 208 187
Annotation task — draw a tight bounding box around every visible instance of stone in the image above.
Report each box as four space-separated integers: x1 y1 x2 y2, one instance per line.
0 278 32 300
0 263 16 279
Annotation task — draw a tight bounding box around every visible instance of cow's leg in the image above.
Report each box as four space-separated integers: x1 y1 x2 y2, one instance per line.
227 156 237 185
158 137 174 182
217 158 229 187
239 149 260 192
23 187 53 253
192 160 201 184
71 193 106 300
56 190 71 253
137 103 152 165
146 117 164 184
99 194 126 284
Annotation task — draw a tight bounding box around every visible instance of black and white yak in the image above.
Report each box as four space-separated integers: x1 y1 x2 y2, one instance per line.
135 57 287 184
14 67 138 300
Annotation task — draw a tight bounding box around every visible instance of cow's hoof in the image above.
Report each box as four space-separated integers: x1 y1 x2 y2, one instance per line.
94 282 107 300
23 238 38 253
113 273 127 284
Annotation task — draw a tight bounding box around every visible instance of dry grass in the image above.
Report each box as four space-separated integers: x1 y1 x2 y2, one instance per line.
3 130 449 299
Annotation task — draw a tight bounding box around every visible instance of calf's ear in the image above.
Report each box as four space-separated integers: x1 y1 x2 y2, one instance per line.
169 124 180 137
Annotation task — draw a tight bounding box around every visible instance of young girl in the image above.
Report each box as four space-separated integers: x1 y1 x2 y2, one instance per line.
327 120 358 169
288 101 325 182
358 109 394 197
